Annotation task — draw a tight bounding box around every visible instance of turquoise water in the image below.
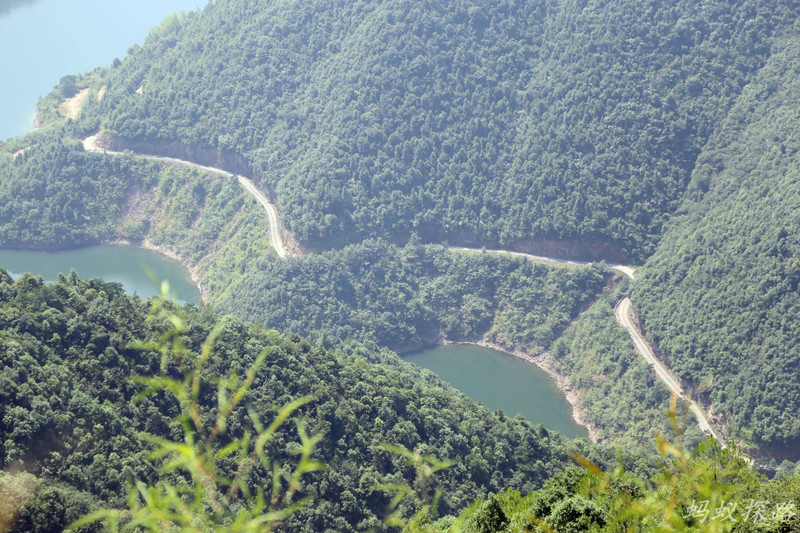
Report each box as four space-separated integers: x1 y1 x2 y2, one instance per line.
405 344 587 439
0 245 202 305
0 0 204 140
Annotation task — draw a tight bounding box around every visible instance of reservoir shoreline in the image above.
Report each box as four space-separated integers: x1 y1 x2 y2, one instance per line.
439 338 599 443
105 237 209 304
3 238 592 441
0 240 205 305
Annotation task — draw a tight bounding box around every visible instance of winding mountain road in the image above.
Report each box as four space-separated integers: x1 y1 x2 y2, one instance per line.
82 135 287 258
450 247 724 445
615 298 724 444
235 176 286 259
83 136 722 444
448 246 635 280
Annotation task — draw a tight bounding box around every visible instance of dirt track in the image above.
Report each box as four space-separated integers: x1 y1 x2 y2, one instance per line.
450 246 725 445
615 297 724 444
84 136 724 445
83 135 286 258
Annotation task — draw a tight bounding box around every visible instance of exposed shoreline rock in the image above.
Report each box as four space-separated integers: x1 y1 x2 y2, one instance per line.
440 338 600 443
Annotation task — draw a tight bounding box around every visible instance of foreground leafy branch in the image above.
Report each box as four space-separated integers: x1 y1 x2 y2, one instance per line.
375 443 461 532
72 285 323 532
440 394 799 533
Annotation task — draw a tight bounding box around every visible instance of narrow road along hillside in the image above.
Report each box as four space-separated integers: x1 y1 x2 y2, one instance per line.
84 135 724 447
448 246 635 279
451 246 724 445
236 176 286 258
83 135 287 258
615 297 725 445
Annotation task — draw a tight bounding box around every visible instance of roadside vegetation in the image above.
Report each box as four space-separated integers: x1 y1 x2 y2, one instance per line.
632 34 800 455
4 287 797 532
3 5 800 533
73 0 797 260
0 273 657 532
214 241 609 353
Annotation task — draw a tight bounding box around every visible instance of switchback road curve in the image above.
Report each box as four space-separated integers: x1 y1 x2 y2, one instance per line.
82 135 287 259
450 247 723 445
82 137 723 445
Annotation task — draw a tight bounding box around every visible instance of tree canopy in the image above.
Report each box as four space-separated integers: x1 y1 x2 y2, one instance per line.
71 0 799 260
632 34 800 455
0 272 653 532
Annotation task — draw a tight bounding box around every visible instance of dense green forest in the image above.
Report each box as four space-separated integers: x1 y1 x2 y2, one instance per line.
69 0 798 259
1 127 615 369
214 241 609 353
0 125 276 303
0 125 688 453
5 0 800 457
4 3 800 531
0 129 153 246
549 287 704 449
0 130 615 360
631 34 800 456
0 272 656 532
2 275 797 532
444 451 800 532
2 122 672 451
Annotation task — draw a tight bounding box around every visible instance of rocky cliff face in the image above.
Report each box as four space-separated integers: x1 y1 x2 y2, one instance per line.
96 132 252 177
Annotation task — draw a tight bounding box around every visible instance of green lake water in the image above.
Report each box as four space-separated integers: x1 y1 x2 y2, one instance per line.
405 344 587 439
2 0 584 440
0 2 207 300
0 0 204 140
0 245 202 305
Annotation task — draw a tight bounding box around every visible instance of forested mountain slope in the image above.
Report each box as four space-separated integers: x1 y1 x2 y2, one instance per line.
75 0 798 259
0 126 278 305
548 287 705 447
631 33 800 457
0 131 154 246
4 0 800 466
0 273 652 532
0 131 611 358
213 240 609 353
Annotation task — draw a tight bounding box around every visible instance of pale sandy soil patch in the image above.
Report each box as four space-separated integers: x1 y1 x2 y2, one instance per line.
58 88 90 119
112 185 210 304
12 146 30 159
97 86 107 101
82 135 98 151
281 219 308 255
